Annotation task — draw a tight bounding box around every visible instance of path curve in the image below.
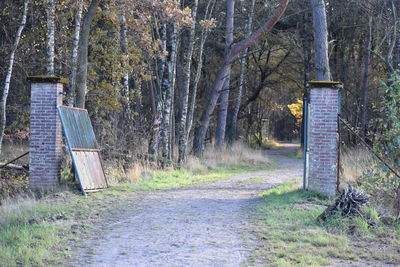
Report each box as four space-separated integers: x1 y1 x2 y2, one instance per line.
71 146 302 267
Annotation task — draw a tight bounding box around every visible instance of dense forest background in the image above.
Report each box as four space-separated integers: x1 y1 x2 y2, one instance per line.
0 0 399 164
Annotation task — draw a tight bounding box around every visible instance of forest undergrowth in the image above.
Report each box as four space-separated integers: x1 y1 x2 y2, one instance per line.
341 147 400 222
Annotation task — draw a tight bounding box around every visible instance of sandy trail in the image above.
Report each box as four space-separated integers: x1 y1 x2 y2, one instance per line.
70 146 302 267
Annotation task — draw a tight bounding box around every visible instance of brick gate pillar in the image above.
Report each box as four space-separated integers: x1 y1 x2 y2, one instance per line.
307 81 342 197
28 76 66 189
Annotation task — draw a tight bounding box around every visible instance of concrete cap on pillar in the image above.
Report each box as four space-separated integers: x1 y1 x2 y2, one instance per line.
307 81 343 89
27 75 68 84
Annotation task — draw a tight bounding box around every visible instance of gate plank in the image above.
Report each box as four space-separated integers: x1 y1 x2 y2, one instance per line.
58 106 108 192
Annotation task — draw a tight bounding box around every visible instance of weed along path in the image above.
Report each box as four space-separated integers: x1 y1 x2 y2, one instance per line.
70 146 302 267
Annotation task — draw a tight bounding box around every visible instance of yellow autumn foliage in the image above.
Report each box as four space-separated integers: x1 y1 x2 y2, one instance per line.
287 99 303 127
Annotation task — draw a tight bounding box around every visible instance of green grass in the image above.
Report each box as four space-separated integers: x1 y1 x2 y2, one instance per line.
0 223 63 267
110 163 273 192
0 198 69 266
286 148 303 160
286 152 303 160
0 189 138 266
247 184 357 266
247 184 400 266
0 161 273 266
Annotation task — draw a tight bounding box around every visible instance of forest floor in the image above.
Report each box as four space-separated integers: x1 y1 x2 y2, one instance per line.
67 145 399 267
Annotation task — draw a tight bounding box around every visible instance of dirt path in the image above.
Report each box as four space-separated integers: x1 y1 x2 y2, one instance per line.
70 146 302 267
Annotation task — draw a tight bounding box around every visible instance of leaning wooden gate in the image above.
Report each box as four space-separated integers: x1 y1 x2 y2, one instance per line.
57 106 108 192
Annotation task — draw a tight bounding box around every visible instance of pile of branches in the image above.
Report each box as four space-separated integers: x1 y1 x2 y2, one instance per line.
318 185 369 221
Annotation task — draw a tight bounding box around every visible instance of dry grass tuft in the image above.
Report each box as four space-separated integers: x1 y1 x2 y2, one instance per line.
111 142 270 182
104 160 153 185
183 142 270 171
340 147 377 185
182 156 208 174
104 163 126 184
125 162 152 182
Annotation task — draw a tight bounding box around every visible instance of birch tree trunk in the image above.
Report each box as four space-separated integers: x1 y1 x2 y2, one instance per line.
186 0 216 143
148 80 161 155
68 0 83 106
193 0 289 156
159 22 170 160
310 0 331 80
169 24 178 160
215 0 235 149
120 9 131 120
46 0 55 75
149 21 167 157
160 23 177 161
160 61 172 160
158 21 167 90
226 0 256 144
0 0 29 154
178 0 198 164
76 0 99 108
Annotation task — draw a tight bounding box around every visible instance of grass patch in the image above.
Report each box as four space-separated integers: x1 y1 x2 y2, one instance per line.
247 184 400 266
0 189 143 266
247 184 354 266
0 196 70 266
111 162 273 192
286 152 303 160
0 146 273 266
0 223 62 267
113 142 273 191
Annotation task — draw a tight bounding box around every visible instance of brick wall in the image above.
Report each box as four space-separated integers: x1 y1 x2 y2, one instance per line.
29 80 63 189
308 86 339 197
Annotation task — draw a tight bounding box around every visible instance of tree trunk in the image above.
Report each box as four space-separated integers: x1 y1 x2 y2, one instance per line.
149 99 162 156
119 9 131 120
192 0 289 156
160 23 177 161
310 0 331 80
160 60 172 160
169 24 178 160
149 20 167 157
46 0 55 75
186 0 216 144
386 0 397 73
226 0 256 144
68 0 83 106
300 6 312 148
215 0 235 149
75 0 99 108
0 0 29 155
159 22 171 160
148 80 161 155
158 20 167 90
178 0 198 164
360 16 372 139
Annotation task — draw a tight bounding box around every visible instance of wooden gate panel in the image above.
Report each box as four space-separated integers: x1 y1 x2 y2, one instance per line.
72 151 107 190
58 106 108 192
